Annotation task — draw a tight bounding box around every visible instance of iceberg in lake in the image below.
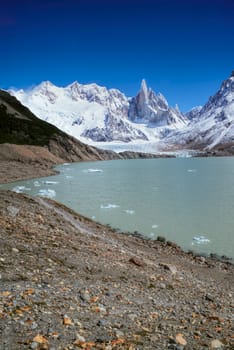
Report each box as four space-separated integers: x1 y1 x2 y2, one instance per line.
152 224 159 229
12 186 31 193
100 204 119 209
83 168 103 173
44 181 59 185
38 189 56 198
192 235 210 244
124 209 135 215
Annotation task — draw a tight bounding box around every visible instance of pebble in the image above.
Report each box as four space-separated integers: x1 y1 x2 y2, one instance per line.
30 342 39 350
31 322 38 330
12 247 19 253
79 290 90 302
75 333 86 342
175 333 187 346
114 329 124 338
7 205 19 217
160 263 177 274
127 313 138 321
97 319 107 326
129 256 145 267
210 339 223 348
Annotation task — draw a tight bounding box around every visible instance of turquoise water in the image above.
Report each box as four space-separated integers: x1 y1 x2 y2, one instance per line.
1 157 234 258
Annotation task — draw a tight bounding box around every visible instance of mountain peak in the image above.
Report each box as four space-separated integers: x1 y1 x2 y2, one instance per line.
38 80 54 88
140 79 148 95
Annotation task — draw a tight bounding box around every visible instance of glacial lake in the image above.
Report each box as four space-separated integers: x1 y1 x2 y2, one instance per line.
1 157 234 258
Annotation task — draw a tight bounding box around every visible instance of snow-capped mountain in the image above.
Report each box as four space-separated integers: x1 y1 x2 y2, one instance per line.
9 80 187 147
185 106 203 121
129 79 186 128
165 73 234 150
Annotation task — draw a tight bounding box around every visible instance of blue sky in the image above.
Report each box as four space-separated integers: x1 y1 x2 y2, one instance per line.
1 0 234 111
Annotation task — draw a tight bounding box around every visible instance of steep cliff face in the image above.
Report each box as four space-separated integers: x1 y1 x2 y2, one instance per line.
129 79 186 127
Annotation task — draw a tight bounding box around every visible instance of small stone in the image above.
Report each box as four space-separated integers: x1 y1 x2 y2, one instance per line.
160 263 177 274
175 333 187 346
12 247 19 253
127 313 138 321
157 236 166 242
75 334 86 343
210 339 223 348
129 256 145 267
176 346 185 350
30 342 39 350
7 205 19 217
63 315 73 325
115 329 124 338
80 290 90 302
31 322 38 330
195 256 206 263
97 319 107 326
205 294 214 302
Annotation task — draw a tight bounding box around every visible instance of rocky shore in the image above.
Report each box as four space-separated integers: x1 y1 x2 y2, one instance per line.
0 189 233 350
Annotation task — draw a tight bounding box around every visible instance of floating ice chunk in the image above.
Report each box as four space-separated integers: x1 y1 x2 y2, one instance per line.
38 189 56 198
100 204 120 209
83 168 103 173
34 181 41 187
124 209 135 215
148 232 156 239
12 186 31 193
187 169 197 173
152 224 159 229
192 235 210 244
44 181 59 185
65 175 74 179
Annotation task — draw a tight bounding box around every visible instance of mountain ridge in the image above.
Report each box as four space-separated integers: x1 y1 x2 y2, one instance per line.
9 79 187 146
7 73 234 155
164 74 234 153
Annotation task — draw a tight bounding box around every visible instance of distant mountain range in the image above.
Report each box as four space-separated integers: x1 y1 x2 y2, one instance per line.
9 79 187 146
8 72 234 154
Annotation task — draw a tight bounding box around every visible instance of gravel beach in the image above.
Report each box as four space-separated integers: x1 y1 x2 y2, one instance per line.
0 189 233 350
